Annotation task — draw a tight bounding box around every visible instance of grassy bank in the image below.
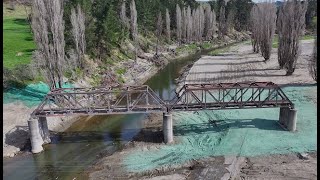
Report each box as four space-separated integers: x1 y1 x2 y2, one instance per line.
3 4 35 69
272 35 315 48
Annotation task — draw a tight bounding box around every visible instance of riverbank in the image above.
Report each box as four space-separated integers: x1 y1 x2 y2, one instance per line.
3 32 249 158
87 39 317 179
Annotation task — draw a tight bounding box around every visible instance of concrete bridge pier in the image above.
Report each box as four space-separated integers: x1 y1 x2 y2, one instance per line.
279 107 297 131
163 112 173 144
28 117 51 153
39 117 51 144
28 118 44 153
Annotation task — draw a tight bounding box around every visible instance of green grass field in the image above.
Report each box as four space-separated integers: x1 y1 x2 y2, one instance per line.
272 34 316 48
3 4 35 69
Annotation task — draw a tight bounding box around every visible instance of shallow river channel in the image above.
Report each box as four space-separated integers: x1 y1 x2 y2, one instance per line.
3 47 224 180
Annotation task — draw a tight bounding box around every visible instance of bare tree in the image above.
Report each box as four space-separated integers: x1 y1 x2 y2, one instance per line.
70 4 86 68
192 8 197 41
219 1 227 38
31 0 65 89
166 8 171 42
309 38 317 81
130 0 138 62
198 6 205 42
182 7 187 42
176 4 182 43
256 2 277 61
226 8 235 33
211 9 217 40
120 0 130 29
156 11 163 55
204 6 213 40
277 0 308 75
250 5 260 53
186 6 192 42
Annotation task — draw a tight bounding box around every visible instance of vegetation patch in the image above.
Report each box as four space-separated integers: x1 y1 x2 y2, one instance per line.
176 44 198 55
272 35 315 48
208 46 230 56
3 5 35 69
200 42 214 50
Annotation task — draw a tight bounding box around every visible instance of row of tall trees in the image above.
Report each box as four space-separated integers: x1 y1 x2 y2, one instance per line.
30 0 255 88
31 0 66 89
31 0 87 89
176 4 217 44
250 0 313 77
250 2 277 60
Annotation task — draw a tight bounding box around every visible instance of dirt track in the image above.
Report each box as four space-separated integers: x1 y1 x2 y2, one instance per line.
185 39 316 85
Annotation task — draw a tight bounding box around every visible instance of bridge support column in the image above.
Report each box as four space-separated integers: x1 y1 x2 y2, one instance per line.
163 112 173 144
279 107 289 127
28 119 44 154
279 107 297 132
39 117 51 144
287 109 297 132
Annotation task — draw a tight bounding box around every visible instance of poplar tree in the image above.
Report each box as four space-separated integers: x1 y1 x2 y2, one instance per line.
70 4 86 68
257 2 277 61
277 0 308 75
176 4 182 43
130 0 138 61
166 8 171 42
156 11 163 55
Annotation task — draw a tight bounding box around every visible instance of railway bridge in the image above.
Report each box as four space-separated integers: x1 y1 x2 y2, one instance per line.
29 82 297 153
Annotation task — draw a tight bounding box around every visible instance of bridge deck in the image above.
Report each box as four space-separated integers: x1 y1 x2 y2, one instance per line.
31 82 294 118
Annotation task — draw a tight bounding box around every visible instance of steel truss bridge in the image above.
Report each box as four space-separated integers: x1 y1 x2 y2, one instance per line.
31 82 294 118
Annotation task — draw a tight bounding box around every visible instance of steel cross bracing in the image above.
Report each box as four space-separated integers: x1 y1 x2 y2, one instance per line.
31 85 167 118
31 82 294 118
167 82 294 112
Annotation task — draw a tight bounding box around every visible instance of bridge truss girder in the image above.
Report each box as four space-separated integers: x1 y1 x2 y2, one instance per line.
168 82 294 112
31 85 166 118
31 82 294 118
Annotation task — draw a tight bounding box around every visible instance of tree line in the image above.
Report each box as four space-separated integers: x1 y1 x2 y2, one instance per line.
11 0 316 89
29 0 255 89
250 0 316 80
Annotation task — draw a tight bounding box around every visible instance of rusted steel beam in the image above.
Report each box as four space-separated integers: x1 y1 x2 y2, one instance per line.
31 82 294 118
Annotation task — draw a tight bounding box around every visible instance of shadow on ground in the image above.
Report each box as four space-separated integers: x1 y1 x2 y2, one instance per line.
5 126 31 152
174 118 283 136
